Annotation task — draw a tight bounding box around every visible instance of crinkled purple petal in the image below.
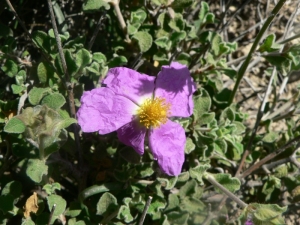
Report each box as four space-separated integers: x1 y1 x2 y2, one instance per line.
148 120 186 176
77 88 138 134
244 218 253 225
104 67 155 105
117 120 147 155
154 62 196 117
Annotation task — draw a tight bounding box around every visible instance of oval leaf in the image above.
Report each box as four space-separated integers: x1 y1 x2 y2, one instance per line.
4 117 26 134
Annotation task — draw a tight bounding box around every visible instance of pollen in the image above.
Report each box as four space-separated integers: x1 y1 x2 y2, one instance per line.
137 97 171 129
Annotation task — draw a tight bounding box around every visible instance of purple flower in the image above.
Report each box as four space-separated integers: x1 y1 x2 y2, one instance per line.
245 219 253 225
77 62 196 176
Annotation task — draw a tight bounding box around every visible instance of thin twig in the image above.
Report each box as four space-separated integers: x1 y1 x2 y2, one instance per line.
205 173 248 209
47 204 56 225
279 32 300 44
46 0 70 80
46 0 84 189
262 154 300 174
229 0 287 104
232 19 267 42
4 0 63 82
88 14 106 50
110 0 130 42
240 135 300 179
202 203 217 225
138 196 153 225
219 0 254 33
235 68 276 177
283 1 300 40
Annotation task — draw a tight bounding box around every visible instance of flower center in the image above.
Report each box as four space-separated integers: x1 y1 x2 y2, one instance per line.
137 97 171 129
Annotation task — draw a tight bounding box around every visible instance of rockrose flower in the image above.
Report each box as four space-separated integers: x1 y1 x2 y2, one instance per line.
77 62 196 176
244 219 253 225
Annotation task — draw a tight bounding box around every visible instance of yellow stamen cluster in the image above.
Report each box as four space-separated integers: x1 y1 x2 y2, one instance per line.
137 97 171 129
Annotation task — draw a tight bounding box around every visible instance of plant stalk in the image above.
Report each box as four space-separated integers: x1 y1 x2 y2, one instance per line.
229 0 287 104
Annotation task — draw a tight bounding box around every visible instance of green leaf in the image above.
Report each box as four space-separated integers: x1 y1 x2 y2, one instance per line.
170 31 186 44
177 171 189 183
259 33 281 52
15 70 26 85
36 212 50 225
65 201 82 217
165 194 179 212
79 183 122 202
41 93 66 110
179 179 197 199
180 197 205 213
213 173 241 193
47 195 67 217
96 192 118 216
1 59 18 77
130 9 147 25
119 146 141 164
151 0 168 6
93 52 107 64
211 33 222 56
26 159 48 183
48 30 69 43
262 176 281 195
154 36 172 50
32 31 51 54
220 106 235 122
22 218 35 225
167 211 189 225
86 62 100 75
199 1 209 22
247 203 287 225
132 31 153 52
176 52 190 65
75 221 86 225
171 0 193 10
37 62 54 84
262 131 279 143
28 87 50 105
168 14 185 32
11 84 26 94
117 205 134 223
189 164 210 184
1 181 22 198
0 23 13 37
232 121 246 135
212 138 227 155
56 118 77 130
4 117 26 133
198 112 215 126
107 56 127 67
157 176 178 190
204 13 215 24
82 0 110 12
193 88 211 120
127 24 138 35
64 50 79 76
76 49 91 69
0 195 14 213
43 183 61 195
136 163 154 178
185 137 195 154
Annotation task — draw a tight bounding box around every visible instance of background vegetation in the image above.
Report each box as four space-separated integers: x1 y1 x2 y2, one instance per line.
0 0 300 224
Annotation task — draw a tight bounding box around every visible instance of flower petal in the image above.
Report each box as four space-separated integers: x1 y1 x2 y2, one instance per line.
117 120 147 155
148 120 186 176
104 67 155 105
154 62 196 117
77 88 138 134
